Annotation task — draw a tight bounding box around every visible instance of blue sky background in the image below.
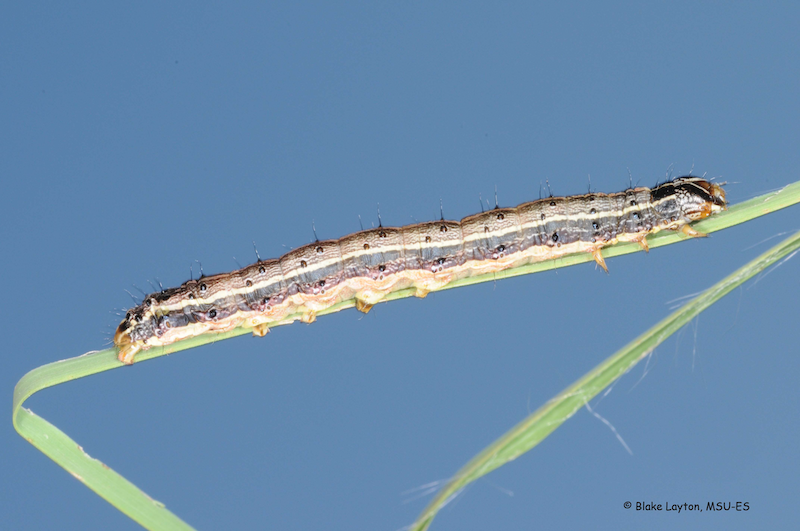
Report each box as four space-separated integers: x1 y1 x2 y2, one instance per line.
2 2 799 530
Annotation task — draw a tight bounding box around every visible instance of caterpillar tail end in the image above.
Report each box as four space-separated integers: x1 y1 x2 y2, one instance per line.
114 327 140 365
116 343 141 365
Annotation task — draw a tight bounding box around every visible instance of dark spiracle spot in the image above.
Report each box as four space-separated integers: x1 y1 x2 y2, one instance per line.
589 196 595 201
497 212 504 220
188 293 195 300
630 199 637 206
208 309 217 319
319 280 325 287
633 212 640 219
549 201 556 207
316 246 324 254
552 232 559 242
378 230 387 238
671 216 677 222
425 236 432 243
245 279 253 287
590 208 597 215
592 222 600 230
199 283 207 292
262 298 269 306
436 257 446 265
258 266 266 274
540 213 546 220
300 260 307 268
497 245 505 253
378 265 386 272
126 311 133 319
145 299 153 308
440 225 448 232
363 243 370 250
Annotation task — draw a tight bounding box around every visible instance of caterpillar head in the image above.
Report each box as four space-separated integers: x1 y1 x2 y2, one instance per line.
652 177 727 222
680 177 727 219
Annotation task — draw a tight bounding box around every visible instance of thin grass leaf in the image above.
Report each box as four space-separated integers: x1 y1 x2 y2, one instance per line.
410 223 800 531
12 180 800 529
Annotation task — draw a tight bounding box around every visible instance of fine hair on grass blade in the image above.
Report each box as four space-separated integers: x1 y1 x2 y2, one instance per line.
11 180 800 529
410 228 800 531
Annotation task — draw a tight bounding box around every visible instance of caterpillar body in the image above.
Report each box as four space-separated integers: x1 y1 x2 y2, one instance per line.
115 176 726 364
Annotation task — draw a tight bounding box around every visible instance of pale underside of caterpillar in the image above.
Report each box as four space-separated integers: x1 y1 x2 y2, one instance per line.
115 177 726 364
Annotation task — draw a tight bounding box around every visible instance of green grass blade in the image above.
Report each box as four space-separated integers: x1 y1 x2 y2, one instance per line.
14 406 194 530
410 228 800 531
12 180 800 529
12 348 196 529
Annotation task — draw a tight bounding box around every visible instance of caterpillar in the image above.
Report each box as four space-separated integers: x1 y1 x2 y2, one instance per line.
115 176 726 365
